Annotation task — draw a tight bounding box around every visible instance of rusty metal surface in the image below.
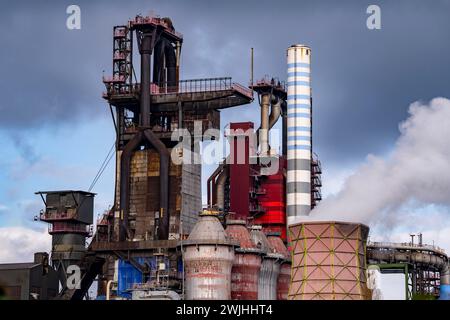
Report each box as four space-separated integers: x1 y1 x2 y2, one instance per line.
278 263 291 300
288 221 370 300
250 226 283 300
182 215 236 300
225 220 262 300
267 234 290 300
90 239 179 251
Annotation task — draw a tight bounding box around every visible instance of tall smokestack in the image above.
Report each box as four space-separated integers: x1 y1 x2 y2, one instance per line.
286 44 312 225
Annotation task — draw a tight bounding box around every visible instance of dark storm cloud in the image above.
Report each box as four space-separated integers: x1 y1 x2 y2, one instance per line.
0 0 449 165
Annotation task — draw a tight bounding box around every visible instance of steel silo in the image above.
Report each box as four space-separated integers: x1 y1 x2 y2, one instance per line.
250 226 283 300
225 219 262 300
267 233 291 300
182 212 237 300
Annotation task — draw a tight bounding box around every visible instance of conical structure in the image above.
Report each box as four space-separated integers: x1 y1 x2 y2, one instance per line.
182 213 237 300
225 220 262 300
250 226 283 300
267 233 291 300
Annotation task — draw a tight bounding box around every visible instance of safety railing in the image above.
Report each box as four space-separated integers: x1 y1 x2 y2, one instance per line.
113 52 127 60
129 16 183 39
152 77 233 94
40 209 77 221
48 223 92 236
102 75 126 84
103 77 253 98
231 83 254 99
367 241 446 255
114 27 128 38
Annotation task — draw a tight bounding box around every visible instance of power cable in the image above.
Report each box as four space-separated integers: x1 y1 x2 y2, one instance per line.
88 142 116 192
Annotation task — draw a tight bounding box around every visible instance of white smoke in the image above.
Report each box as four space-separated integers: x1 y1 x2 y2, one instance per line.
312 97 450 228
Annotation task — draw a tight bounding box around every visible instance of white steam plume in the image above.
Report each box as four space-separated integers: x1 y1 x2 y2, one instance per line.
312 97 450 227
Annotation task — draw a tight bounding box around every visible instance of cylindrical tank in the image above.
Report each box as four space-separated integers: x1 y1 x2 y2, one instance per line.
286 44 312 225
225 219 262 300
267 233 291 300
182 212 237 300
288 221 371 300
250 226 283 300
440 264 450 300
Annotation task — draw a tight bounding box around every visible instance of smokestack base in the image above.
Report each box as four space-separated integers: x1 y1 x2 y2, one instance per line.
288 221 371 300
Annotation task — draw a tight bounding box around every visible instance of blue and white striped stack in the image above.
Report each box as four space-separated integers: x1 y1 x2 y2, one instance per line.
286 44 312 225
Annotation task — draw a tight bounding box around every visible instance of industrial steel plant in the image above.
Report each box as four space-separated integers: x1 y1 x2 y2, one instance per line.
0 12 448 301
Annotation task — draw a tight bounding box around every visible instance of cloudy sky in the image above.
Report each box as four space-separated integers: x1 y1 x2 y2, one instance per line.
0 0 450 298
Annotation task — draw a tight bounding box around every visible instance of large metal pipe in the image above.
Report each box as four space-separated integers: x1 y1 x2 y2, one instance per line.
281 100 288 157
207 165 222 208
106 280 116 300
119 129 170 241
259 94 270 155
119 131 144 241
215 167 228 211
268 97 282 130
441 263 450 285
140 33 152 127
143 130 170 240
153 37 177 88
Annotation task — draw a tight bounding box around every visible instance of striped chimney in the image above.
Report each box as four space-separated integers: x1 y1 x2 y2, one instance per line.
286 44 312 225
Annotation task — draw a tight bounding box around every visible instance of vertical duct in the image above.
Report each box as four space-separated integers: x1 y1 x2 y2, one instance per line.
259 94 270 155
140 33 152 127
286 44 312 225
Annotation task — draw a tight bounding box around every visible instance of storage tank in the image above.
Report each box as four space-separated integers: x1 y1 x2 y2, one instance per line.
182 211 237 300
225 219 262 300
288 221 370 300
440 264 450 300
267 233 291 300
250 226 283 300
286 44 313 225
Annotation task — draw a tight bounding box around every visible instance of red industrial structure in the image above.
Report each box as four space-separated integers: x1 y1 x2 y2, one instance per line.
207 78 322 242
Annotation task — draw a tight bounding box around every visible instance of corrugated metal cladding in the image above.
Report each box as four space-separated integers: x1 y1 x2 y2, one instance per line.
118 149 201 240
181 159 201 233
254 158 287 241
286 44 312 225
288 221 371 300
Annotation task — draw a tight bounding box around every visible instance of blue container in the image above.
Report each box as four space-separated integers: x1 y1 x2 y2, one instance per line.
117 256 170 298
118 260 142 299
439 284 450 300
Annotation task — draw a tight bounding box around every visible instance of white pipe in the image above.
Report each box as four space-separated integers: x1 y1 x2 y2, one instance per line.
106 280 116 300
259 94 270 155
268 98 282 130
215 167 228 210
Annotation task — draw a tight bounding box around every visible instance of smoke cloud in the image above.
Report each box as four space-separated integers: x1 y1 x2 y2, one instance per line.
312 97 450 228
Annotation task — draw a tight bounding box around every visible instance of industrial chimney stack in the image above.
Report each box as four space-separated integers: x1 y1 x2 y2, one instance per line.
286 44 313 225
